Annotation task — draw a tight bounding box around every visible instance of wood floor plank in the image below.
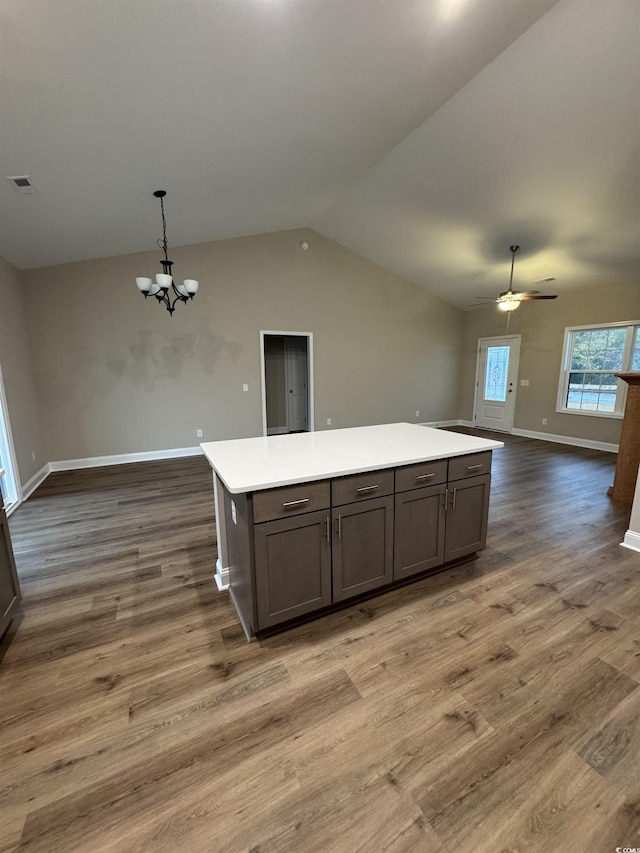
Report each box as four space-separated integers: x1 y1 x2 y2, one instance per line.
0 437 638 851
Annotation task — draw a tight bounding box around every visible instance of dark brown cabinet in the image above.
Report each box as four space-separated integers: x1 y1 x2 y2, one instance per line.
444 474 490 562
223 450 493 638
0 506 21 639
254 509 332 629
332 495 394 601
394 484 445 580
393 455 491 581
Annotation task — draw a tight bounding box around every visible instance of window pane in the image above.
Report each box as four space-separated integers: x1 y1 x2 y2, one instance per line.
570 327 626 371
567 371 617 412
484 346 509 402
633 327 640 371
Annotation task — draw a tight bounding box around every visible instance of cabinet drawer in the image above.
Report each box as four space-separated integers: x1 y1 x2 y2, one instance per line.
448 451 492 482
395 459 447 492
331 469 394 507
253 480 330 523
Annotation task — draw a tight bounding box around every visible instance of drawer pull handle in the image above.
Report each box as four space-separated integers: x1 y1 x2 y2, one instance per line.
282 498 310 509
356 484 379 494
466 464 483 471
416 473 435 481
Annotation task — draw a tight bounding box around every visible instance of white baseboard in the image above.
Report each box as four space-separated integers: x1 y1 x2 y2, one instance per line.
49 445 204 472
622 530 640 553
20 463 51 502
425 419 618 453
420 420 464 428
215 558 230 591
511 428 618 454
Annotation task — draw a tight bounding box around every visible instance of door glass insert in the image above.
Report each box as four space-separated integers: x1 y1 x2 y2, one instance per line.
484 346 510 402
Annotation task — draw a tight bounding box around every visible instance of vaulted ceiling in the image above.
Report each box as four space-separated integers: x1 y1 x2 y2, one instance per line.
0 0 638 308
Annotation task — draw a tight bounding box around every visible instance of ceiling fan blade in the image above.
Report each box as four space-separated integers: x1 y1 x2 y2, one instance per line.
515 290 541 296
519 294 558 300
474 296 499 300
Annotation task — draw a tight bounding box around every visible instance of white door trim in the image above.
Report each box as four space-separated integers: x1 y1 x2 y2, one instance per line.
260 331 314 437
473 335 521 433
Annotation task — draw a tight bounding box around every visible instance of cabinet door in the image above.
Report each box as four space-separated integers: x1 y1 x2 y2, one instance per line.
444 474 490 563
332 495 393 602
394 484 445 581
0 508 21 639
254 509 331 629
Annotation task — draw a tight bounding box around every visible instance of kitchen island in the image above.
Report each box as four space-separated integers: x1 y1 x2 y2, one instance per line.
201 423 503 640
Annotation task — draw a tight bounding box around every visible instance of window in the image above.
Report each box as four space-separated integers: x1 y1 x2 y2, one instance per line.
484 345 510 402
557 322 640 417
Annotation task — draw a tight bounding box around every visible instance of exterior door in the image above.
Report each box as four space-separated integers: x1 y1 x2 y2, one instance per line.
285 337 308 432
0 363 20 512
474 336 520 432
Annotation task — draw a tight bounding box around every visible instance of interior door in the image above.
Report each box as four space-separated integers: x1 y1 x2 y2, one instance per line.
474 336 520 432
285 337 308 432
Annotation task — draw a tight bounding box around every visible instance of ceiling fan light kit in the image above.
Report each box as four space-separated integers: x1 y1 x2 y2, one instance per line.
135 190 199 315
475 244 558 317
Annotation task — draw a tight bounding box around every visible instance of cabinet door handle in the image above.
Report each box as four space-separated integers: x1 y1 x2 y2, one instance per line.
466 464 483 472
335 514 342 540
325 516 330 544
416 473 435 481
441 488 448 509
450 487 457 509
282 498 310 509
356 484 379 494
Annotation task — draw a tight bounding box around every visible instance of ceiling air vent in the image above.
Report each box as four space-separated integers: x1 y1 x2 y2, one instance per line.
7 175 34 194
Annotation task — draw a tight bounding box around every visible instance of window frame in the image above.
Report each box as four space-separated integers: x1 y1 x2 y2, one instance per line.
556 320 640 419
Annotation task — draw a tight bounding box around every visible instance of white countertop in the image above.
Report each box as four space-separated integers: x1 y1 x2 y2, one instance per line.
201 423 503 494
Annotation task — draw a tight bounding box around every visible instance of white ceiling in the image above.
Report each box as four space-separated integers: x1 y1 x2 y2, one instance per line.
0 0 638 309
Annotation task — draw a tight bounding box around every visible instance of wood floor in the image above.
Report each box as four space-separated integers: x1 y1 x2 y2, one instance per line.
2 431 640 852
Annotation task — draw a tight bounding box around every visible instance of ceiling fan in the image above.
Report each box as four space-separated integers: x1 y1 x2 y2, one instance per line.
474 244 558 314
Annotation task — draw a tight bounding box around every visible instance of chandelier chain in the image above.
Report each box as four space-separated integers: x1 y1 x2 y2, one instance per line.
157 195 169 262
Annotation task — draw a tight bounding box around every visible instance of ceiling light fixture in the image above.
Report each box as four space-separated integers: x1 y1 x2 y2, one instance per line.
135 190 199 315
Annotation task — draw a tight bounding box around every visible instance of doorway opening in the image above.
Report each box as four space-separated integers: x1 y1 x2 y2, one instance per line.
0 362 20 513
473 335 521 433
260 331 314 436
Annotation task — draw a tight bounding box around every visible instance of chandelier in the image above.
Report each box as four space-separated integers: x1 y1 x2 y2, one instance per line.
135 190 199 315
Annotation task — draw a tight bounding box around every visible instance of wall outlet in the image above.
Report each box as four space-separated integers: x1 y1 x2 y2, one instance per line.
542 418 547 426
196 429 203 438
415 410 420 418
520 379 530 387
243 384 248 392
326 418 332 426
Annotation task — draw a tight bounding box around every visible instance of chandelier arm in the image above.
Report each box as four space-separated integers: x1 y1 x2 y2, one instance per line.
171 282 189 307
155 290 170 312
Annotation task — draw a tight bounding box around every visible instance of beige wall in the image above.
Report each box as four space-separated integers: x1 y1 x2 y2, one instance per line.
21 229 464 462
461 282 640 444
0 256 45 487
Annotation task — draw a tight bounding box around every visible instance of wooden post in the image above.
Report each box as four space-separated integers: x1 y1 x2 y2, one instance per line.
608 372 640 504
